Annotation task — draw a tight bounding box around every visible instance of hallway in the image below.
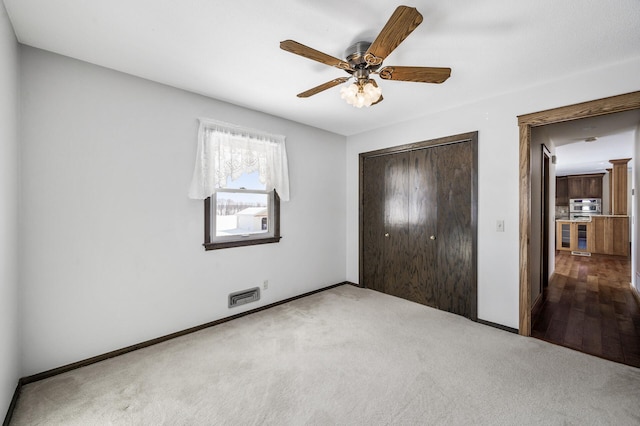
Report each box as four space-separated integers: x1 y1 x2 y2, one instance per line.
532 251 640 367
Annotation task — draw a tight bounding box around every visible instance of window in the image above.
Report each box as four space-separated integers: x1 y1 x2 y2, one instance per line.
188 119 289 250
204 172 281 250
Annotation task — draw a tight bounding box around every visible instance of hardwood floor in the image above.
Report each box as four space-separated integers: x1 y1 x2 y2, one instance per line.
532 251 640 368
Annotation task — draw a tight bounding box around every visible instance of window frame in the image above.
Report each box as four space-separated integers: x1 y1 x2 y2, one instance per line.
203 189 281 250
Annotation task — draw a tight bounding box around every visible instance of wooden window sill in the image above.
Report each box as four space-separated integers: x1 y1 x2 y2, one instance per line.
203 236 282 251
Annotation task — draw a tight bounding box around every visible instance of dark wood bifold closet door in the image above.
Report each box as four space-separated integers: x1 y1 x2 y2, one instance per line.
362 154 387 294
434 141 475 319
382 152 413 301
360 133 477 320
408 147 438 307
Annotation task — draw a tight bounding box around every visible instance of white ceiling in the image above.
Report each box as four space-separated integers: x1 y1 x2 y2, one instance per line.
544 110 640 176
4 0 640 136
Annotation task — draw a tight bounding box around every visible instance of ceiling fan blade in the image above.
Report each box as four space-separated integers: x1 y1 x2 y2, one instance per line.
378 66 451 83
280 40 353 71
364 6 423 66
297 77 350 98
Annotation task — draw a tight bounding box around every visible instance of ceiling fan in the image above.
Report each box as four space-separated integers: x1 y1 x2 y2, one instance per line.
280 5 451 108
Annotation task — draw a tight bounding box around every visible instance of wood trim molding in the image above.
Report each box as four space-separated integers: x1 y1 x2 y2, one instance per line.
204 236 282 250
519 123 532 336
2 383 22 426
517 90 640 336
608 158 633 165
477 319 518 334
518 91 640 127
359 130 477 159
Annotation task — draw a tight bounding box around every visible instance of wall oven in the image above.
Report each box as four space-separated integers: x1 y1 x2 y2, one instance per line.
569 198 601 219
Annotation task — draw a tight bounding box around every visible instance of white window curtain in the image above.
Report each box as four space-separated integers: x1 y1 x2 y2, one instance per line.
188 119 290 201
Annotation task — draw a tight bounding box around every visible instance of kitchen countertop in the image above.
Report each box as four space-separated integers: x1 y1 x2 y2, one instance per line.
555 214 628 223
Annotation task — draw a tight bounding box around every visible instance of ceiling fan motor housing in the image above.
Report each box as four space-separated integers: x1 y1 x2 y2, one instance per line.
347 42 380 67
346 41 379 81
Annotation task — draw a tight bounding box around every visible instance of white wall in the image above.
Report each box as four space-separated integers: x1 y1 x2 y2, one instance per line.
0 1 19 415
346 56 640 329
19 47 347 375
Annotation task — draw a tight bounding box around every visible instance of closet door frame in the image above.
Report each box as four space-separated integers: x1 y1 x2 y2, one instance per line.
359 131 478 316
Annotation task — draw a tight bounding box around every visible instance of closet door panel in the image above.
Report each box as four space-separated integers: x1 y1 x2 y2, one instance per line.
436 142 475 319
383 152 412 300
408 148 438 307
362 155 387 293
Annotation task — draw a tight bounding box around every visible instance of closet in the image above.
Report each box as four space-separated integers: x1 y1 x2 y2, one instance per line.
360 132 477 320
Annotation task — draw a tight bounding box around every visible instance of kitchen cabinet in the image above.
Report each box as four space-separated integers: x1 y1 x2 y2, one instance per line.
584 175 603 198
566 173 604 199
556 216 629 256
556 176 568 206
591 215 629 256
556 221 589 252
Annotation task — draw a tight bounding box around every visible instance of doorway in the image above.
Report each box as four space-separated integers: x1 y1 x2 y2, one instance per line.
518 90 640 336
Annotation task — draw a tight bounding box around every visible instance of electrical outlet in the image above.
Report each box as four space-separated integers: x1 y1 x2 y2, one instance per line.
263 280 269 290
496 220 505 232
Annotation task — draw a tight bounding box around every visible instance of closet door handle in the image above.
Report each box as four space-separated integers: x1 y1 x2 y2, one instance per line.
430 235 436 240
384 233 390 237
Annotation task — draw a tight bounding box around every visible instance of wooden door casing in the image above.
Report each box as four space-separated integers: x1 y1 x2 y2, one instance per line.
518 91 640 336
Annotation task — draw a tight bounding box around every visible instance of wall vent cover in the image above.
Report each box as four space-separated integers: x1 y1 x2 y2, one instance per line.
229 287 260 308
571 251 591 257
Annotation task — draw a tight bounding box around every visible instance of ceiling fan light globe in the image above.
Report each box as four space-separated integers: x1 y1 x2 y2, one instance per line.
362 82 382 103
355 93 368 108
341 83 361 106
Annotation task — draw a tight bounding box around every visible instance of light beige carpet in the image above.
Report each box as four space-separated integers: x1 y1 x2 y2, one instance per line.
10 285 640 425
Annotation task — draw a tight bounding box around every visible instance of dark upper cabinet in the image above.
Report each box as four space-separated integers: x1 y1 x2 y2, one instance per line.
556 176 569 205
565 173 604 200
583 175 603 198
567 177 582 200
